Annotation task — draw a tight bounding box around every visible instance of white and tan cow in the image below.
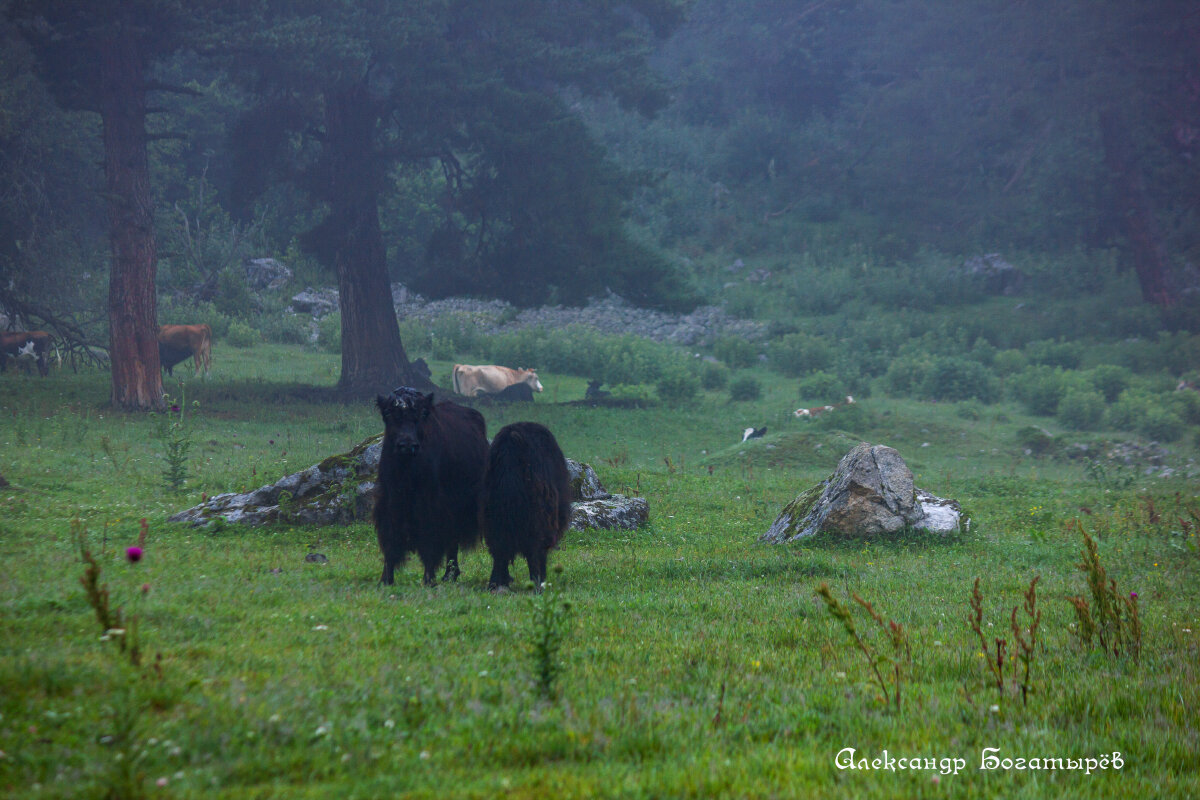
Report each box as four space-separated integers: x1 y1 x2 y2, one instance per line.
452 364 544 397
158 324 212 378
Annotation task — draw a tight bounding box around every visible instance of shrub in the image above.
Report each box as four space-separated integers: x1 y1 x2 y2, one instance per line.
729 376 761 402
317 313 341 353
398 318 433 355
700 362 729 390
1138 406 1185 442
1057 389 1105 431
429 313 486 356
1015 425 1056 456
1087 364 1132 403
713 337 759 369
918 356 995 402
226 320 258 348
656 366 700 406
882 356 928 398
1170 388 1200 425
1106 391 1151 432
992 349 1028 376
797 370 843 403
1025 339 1083 369
1011 366 1068 416
768 332 833 377
258 313 311 345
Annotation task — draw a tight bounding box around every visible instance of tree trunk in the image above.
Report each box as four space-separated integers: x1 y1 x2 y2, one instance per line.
1099 109 1178 309
324 86 429 395
100 25 164 411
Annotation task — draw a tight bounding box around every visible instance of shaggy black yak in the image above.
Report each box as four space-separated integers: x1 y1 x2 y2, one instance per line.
482 421 572 590
373 387 489 585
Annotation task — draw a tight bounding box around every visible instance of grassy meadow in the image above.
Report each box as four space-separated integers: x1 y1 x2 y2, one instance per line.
1 342 1198 799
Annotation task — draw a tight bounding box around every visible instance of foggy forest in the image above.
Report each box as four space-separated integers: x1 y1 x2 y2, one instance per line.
1 2 1198 798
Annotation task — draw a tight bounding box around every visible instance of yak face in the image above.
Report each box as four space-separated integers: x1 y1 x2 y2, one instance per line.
376 387 435 457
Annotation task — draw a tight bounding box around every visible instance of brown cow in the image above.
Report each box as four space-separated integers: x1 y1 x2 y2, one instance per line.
452 364 543 397
0 331 53 377
158 324 212 378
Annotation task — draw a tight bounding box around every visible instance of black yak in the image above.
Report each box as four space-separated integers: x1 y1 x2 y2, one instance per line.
374 387 489 586
482 421 572 590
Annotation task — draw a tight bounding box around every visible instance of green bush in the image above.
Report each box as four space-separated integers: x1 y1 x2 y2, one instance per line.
1106 391 1150 432
1025 339 1083 369
1057 389 1105 431
429 313 486 356
882 356 928 398
918 356 995 402
258 313 311 345
728 375 761 402
656 366 700 407
317 313 341 353
398 318 433 355
1139 406 1185 442
713 337 759 369
700 362 729 390
1086 364 1132 403
797 370 844 404
1015 425 1056 455
1171 388 1200 425
992 349 1028 376
768 333 833 377
225 320 259 348
1011 365 1068 416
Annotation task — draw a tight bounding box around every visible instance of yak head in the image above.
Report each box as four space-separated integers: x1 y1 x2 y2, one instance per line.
376 387 434 457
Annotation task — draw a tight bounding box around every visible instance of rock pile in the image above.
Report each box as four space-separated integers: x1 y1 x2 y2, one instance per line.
169 434 648 532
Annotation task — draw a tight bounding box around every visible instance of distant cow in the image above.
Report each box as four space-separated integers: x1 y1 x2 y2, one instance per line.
795 395 855 419
157 324 212 377
452 364 544 397
0 331 53 377
585 379 611 401
481 421 572 590
373 387 489 586
493 382 535 403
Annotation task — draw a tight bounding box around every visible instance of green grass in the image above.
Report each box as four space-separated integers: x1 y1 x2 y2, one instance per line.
1 343 1197 798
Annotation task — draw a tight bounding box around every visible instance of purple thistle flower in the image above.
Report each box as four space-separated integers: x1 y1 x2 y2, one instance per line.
170 405 181 413
125 546 144 564
1130 591 1138 600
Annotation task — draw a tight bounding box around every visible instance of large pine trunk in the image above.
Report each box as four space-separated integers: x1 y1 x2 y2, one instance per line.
1099 110 1178 309
324 87 427 395
100 27 163 411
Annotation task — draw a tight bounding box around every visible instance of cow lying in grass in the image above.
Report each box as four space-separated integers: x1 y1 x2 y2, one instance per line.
373 387 489 586
158 324 212 377
0 331 53 377
794 395 855 419
482 421 572 591
452 363 543 397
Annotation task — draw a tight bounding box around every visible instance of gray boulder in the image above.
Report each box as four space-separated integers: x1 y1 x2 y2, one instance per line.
761 443 962 543
289 287 339 317
169 434 647 532
245 258 293 291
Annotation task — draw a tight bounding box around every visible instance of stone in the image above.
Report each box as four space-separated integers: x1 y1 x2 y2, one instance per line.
761 442 962 542
960 253 1026 296
244 258 293 291
169 434 647 532
289 287 339 317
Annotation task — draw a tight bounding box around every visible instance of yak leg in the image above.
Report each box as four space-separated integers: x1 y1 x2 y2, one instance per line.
441 542 461 582
527 549 548 590
380 559 397 586
488 554 513 591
